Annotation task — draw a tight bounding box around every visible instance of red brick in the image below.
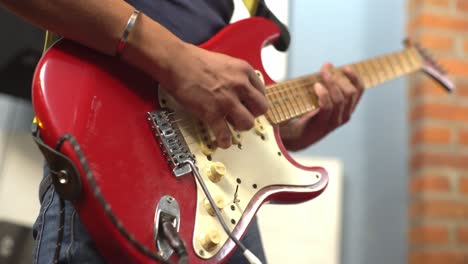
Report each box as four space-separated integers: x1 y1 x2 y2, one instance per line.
411 125 452 145
411 151 468 170
459 177 468 195
438 57 468 77
409 12 468 33
411 200 468 219
464 38 468 53
410 175 450 194
457 0 468 13
410 250 468 264
409 77 450 99
417 33 455 52
457 226 468 244
455 82 468 98
424 0 450 7
410 224 450 244
409 0 451 9
458 128 468 146
410 103 468 122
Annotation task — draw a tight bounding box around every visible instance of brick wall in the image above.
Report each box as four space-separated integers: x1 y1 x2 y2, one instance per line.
408 0 468 263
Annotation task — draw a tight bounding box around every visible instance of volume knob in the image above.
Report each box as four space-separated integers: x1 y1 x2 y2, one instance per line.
208 162 226 182
204 196 225 216
199 230 220 251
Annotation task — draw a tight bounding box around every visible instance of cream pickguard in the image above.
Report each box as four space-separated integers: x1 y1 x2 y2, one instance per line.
158 89 326 259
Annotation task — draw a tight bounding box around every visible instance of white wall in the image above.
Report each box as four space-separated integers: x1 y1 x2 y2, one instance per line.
258 158 343 264
288 1 408 264
0 100 42 226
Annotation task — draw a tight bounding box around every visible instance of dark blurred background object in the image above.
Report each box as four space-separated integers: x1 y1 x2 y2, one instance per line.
0 221 34 264
0 7 44 102
0 6 45 264
0 49 42 101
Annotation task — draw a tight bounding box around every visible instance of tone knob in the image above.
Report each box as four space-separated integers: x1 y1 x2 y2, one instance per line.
199 230 220 251
204 196 225 216
208 162 226 182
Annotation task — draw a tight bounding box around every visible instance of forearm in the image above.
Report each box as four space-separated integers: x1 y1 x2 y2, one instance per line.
0 0 184 78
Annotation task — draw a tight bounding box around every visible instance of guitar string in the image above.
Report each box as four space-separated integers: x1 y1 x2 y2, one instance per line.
167 51 419 128
163 55 412 126
264 63 410 97
263 49 418 97
262 63 418 120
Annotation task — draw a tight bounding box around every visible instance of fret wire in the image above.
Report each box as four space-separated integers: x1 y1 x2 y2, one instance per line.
270 86 289 121
267 93 288 124
370 58 385 84
276 83 294 118
266 92 284 122
266 93 281 122
408 48 422 70
301 77 321 110
274 79 312 112
358 62 373 88
357 61 372 87
263 49 422 123
295 81 311 113
363 61 378 86
278 84 296 118
284 82 297 116
389 52 405 76
396 51 410 73
382 55 397 80
300 77 319 109
406 49 418 69
402 49 416 70
266 110 279 124
286 82 304 116
375 57 390 83
265 49 416 97
350 64 370 89
296 78 316 111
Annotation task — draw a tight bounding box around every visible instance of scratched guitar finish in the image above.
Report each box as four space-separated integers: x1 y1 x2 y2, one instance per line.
32 18 452 264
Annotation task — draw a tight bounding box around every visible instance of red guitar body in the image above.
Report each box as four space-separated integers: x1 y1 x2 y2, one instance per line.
32 18 328 263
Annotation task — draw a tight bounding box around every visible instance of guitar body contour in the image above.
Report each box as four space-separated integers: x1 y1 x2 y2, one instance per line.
32 17 328 264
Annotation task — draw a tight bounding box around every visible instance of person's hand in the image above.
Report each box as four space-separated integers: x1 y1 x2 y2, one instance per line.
158 43 268 149
280 63 364 151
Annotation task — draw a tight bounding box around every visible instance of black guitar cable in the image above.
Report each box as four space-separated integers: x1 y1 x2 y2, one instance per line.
161 215 189 264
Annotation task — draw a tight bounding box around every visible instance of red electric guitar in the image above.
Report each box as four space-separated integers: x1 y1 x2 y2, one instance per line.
32 17 453 264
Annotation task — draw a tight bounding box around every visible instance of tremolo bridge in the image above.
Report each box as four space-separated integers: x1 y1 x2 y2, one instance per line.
147 109 195 177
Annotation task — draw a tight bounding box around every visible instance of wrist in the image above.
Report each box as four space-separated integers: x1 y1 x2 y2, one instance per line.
119 12 186 81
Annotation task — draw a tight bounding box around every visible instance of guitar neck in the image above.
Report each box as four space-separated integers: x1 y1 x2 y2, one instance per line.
265 47 423 124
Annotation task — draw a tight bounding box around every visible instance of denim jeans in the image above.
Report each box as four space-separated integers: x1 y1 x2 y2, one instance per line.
32 176 266 264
